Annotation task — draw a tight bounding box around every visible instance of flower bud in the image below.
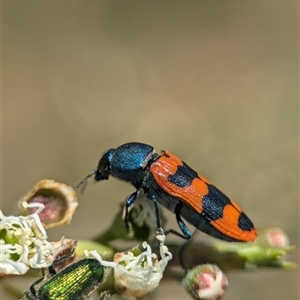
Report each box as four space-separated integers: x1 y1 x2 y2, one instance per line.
183 264 228 300
255 227 290 248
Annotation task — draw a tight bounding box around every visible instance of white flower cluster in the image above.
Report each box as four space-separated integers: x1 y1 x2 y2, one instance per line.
0 203 55 275
86 233 172 298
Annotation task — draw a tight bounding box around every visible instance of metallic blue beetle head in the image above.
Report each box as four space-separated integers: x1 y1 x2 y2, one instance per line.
95 142 154 188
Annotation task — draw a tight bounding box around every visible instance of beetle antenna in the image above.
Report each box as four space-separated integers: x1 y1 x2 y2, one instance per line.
76 170 97 193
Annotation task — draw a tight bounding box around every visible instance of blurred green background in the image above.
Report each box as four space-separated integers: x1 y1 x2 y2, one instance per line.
2 1 299 299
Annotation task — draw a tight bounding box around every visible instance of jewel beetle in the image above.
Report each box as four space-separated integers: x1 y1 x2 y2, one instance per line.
24 258 107 300
77 142 256 242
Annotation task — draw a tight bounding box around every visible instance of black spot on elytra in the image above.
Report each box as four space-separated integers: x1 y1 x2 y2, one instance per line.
203 185 254 232
202 184 231 221
167 163 198 187
238 211 255 231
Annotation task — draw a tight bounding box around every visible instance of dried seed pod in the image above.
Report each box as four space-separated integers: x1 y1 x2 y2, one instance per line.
19 180 78 229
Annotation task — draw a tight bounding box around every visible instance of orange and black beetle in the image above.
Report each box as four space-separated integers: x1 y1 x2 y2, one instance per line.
77 142 256 242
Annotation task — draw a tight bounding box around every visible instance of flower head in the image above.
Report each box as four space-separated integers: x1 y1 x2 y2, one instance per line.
0 203 55 275
85 233 172 298
183 264 228 300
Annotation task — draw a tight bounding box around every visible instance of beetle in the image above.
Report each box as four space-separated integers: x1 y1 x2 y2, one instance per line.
77 142 256 242
23 258 108 300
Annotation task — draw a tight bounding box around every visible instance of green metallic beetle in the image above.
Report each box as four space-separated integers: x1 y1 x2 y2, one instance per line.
23 258 109 300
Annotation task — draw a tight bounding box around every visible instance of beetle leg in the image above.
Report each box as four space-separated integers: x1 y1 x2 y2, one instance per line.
124 190 140 232
147 193 163 233
29 271 46 298
178 229 198 271
174 202 192 239
23 291 37 300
